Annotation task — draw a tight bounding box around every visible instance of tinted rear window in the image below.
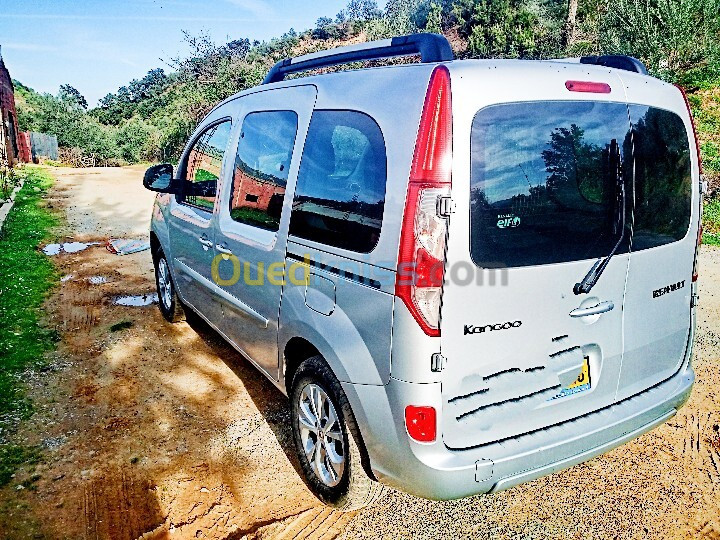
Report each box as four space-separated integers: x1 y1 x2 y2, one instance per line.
629 105 692 250
470 101 633 269
289 110 387 253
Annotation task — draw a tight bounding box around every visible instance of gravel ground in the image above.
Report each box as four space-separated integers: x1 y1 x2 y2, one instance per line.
0 166 718 539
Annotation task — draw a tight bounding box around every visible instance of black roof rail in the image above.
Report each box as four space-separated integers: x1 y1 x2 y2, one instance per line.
262 33 454 84
580 55 648 75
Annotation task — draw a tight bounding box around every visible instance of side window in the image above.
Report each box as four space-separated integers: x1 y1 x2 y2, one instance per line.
182 120 233 211
289 110 387 253
629 105 692 250
230 111 298 231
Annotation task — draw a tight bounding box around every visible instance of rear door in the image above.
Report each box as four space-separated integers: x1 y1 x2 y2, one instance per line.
615 83 698 401
440 69 634 448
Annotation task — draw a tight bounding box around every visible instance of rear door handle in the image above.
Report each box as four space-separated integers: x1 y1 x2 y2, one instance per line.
198 236 213 249
216 244 233 256
569 300 614 318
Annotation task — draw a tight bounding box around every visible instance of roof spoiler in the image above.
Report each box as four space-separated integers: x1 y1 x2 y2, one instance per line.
579 55 648 75
262 33 454 84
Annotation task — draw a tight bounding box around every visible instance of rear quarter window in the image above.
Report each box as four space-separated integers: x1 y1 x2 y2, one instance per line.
289 110 387 253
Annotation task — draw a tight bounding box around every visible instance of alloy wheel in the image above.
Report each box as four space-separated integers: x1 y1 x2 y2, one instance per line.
297 383 346 487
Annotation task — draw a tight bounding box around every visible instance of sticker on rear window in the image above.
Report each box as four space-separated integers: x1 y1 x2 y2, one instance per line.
496 213 521 229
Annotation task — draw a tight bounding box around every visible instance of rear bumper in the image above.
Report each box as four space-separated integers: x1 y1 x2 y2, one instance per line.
343 362 694 500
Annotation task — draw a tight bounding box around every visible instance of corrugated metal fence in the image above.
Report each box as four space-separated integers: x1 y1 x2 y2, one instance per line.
29 132 58 161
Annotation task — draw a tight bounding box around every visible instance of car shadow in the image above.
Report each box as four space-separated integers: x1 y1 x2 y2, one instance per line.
182 307 310 485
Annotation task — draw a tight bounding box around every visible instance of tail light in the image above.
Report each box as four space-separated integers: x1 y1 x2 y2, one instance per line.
405 406 436 442
395 65 452 337
676 84 704 283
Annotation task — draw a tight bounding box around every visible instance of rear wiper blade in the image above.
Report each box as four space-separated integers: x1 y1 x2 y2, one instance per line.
574 140 625 295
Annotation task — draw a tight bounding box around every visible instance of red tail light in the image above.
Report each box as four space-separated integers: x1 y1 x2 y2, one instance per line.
395 65 452 337
565 80 611 94
405 405 436 442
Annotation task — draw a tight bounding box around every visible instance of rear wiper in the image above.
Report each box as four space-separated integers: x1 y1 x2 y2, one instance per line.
574 140 625 295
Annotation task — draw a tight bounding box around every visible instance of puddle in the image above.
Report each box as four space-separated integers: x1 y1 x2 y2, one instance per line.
113 293 158 307
43 241 101 256
60 274 110 285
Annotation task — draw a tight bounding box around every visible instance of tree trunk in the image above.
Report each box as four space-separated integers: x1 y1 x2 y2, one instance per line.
565 0 579 49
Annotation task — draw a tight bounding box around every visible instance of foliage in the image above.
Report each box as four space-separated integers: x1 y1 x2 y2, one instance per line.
453 0 561 58
0 167 19 201
10 0 720 173
366 0 420 39
704 197 720 235
13 83 118 165
114 117 158 163
598 0 720 83
0 167 57 439
92 68 172 126
58 84 88 110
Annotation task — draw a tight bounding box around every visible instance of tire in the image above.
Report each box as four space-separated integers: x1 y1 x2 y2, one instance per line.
290 355 385 511
153 249 185 323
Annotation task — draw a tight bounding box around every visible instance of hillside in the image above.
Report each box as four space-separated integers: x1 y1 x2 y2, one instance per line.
11 0 720 184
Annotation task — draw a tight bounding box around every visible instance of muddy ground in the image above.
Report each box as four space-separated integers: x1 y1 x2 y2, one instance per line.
1 166 719 539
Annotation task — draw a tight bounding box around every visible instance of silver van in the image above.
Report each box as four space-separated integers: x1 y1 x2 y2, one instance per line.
143 34 702 510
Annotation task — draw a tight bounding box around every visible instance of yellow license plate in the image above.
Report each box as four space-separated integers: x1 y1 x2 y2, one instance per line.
549 356 591 400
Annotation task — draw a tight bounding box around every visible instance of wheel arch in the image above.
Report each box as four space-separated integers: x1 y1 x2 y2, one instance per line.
282 336 379 481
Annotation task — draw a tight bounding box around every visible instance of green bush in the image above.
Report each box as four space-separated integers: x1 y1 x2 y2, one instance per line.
598 0 720 83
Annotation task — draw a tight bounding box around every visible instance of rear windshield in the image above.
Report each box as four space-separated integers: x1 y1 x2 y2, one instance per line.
470 101 633 269
470 101 692 269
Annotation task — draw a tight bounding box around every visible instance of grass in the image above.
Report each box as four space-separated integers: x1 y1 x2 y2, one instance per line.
0 445 41 487
704 197 720 245
0 166 58 485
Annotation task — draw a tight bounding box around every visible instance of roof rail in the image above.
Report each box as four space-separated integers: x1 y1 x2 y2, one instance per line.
262 33 454 84
579 55 648 75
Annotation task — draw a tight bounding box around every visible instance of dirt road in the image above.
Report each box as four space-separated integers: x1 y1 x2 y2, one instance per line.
2 166 720 539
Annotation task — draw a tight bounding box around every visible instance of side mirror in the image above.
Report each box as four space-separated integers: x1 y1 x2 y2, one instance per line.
143 163 176 193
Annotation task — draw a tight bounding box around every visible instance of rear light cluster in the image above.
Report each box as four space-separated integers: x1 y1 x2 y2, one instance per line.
405 405 436 442
395 65 452 337
675 84 704 283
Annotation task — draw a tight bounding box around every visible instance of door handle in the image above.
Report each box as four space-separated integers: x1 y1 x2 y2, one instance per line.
198 237 213 248
569 300 615 318
216 244 233 255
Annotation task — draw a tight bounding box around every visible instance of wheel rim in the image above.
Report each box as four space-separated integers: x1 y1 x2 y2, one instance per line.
298 383 345 487
157 258 173 310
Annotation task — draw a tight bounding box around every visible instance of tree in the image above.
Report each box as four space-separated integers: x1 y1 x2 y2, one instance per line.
58 84 88 110
598 0 720 82
453 0 557 58
344 0 381 20
565 0 578 47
